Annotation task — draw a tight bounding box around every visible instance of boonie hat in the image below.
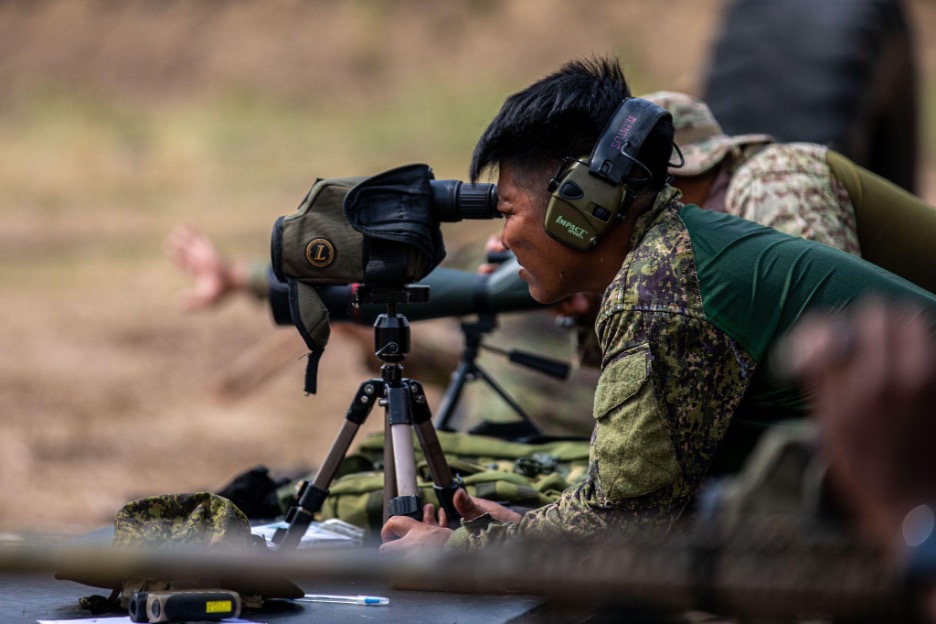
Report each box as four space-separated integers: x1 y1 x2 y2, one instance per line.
641 91 773 176
57 492 302 612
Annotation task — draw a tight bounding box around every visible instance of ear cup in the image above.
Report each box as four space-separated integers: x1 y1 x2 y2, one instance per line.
544 159 624 251
542 98 672 251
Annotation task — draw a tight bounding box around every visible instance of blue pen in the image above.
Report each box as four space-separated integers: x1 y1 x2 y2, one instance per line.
296 593 390 606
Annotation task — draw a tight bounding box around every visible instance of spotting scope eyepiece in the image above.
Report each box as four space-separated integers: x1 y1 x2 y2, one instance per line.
430 180 500 222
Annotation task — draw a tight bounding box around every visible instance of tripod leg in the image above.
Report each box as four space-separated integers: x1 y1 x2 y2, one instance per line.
408 380 463 526
274 379 383 551
473 364 540 433
433 360 474 431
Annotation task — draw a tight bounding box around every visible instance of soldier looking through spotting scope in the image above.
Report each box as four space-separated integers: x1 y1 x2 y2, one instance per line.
378 56 936 554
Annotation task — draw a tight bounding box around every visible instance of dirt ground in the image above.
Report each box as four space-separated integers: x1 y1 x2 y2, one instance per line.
1 0 935 536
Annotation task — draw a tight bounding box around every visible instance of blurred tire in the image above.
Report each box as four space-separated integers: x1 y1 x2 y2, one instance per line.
703 0 918 192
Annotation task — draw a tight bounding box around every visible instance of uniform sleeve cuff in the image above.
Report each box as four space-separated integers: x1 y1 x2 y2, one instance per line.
444 513 498 549
444 526 472 550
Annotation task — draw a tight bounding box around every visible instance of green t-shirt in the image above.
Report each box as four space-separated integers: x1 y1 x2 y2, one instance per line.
682 202 936 411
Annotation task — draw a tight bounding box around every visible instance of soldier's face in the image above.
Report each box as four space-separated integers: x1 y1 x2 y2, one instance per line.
496 163 588 304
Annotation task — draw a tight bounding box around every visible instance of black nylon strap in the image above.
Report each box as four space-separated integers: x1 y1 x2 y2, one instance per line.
590 97 669 188
288 279 325 394
303 348 324 395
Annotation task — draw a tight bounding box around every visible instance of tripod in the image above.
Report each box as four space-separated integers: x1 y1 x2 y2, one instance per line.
273 285 462 551
434 310 571 438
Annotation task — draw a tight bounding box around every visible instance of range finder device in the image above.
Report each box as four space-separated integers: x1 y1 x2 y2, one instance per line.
128 590 241 623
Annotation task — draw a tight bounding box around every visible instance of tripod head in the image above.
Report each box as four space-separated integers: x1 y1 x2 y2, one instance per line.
354 284 430 366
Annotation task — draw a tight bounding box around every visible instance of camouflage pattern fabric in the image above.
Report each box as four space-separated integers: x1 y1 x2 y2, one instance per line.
574 96 861 371
107 492 263 609
113 491 254 549
280 431 592 535
64 493 270 612
642 91 860 257
318 461 580 535
449 188 756 548
723 143 861 257
641 91 772 176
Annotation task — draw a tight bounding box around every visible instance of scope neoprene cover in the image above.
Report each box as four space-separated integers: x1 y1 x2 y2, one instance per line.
271 163 447 393
273 163 446 288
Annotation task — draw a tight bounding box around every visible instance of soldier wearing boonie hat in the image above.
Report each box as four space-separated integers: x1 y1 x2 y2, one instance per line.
642 91 772 176
572 90 936 370
640 90 936 296
641 90 862 258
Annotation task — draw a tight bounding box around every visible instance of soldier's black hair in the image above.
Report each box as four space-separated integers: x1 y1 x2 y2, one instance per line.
470 56 673 192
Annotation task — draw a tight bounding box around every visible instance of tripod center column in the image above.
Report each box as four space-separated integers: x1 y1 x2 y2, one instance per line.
386 382 422 519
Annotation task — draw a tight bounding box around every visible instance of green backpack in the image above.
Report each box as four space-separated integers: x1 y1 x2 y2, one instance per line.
278 430 590 536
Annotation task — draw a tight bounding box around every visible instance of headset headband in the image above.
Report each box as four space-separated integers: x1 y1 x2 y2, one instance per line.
590 97 670 189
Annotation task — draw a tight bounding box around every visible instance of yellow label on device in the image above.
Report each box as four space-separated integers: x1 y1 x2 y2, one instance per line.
206 600 233 613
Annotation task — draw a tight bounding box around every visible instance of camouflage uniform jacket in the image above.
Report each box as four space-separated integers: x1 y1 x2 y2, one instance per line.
715 142 861 256
576 142 863 369
447 187 757 548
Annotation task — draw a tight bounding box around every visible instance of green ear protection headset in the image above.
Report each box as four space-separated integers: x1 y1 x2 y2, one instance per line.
543 97 675 251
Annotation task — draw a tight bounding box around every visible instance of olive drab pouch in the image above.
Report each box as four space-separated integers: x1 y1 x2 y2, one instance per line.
271 164 447 393
278 431 591 536
56 492 302 613
316 464 556 535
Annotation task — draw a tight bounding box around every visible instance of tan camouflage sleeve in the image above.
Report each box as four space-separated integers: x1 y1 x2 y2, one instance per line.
450 307 754 548
725 143 861 256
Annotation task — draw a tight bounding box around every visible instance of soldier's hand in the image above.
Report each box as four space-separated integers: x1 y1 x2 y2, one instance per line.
165 225 249 311
477 234 509 275
453 489 522 523
379 504 453 555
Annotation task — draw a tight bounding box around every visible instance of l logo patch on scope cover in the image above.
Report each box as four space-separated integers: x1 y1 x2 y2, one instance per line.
305 238 336 268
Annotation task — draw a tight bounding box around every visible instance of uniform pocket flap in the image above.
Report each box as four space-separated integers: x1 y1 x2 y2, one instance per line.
590 344 681 500
594 344 650 419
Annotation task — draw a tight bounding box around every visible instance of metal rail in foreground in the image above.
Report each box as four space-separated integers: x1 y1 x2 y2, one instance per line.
0 524 912 621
